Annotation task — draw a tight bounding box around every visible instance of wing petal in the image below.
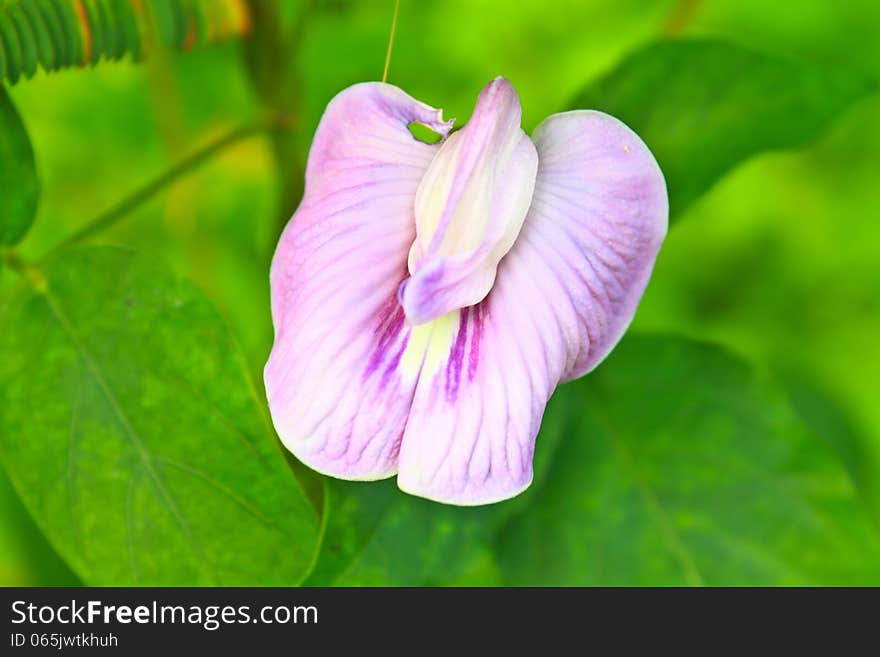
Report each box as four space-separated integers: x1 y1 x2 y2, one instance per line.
265 82 453 480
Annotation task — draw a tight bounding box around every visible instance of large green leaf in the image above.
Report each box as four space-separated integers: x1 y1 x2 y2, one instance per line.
0 86 38 245
571 39 876 220
0 246 320 585
304 376 579 586
496 335 880 586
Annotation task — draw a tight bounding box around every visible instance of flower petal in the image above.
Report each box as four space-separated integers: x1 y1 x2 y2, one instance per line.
264 82 453 480
398 78 538 325
397 110 667 504
528 110 669 380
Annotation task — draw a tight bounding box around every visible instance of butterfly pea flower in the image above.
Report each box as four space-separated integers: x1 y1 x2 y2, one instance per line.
265 77 667 505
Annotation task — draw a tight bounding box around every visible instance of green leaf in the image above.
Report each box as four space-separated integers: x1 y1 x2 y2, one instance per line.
0 246 320 585
305 480 501 586
7 4 36 78
0 4 22 83
304 372 578 586
35 1 67 68
0 464 80 585
571 39 876 220
0 0 252 82
81 0 105 65
51 0 85 68
781 374 880 528
149 0 185 50
20 1 56 72
98 0 123 61
113 0 142 61
0 86 38 246
496 334 880 586
0 24 6 78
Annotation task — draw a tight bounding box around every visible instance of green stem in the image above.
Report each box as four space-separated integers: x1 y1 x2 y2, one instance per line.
52 116 280 253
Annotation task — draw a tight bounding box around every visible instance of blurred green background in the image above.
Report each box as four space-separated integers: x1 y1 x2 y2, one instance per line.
1 0 879 585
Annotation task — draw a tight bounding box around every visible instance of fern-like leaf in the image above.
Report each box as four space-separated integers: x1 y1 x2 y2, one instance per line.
0 0 251 83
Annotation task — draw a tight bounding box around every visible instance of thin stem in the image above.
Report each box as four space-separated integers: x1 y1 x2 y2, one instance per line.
382 0 401 83
52 116 279 253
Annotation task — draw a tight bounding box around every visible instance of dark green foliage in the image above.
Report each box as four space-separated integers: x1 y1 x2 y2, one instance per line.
572 39 876 220
0 86 38 245
496 336 880 585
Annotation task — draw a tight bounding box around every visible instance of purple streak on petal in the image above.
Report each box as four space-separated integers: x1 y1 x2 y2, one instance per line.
363 295 407 382
468 304 485 382
444 307 470 402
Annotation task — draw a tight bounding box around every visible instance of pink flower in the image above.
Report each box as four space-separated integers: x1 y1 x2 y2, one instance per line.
264 78 668 505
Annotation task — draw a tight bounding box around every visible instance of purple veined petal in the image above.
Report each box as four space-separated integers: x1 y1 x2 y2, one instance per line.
396 109 667 505
264 82 454 480
527 110 668 380
398 78 539 326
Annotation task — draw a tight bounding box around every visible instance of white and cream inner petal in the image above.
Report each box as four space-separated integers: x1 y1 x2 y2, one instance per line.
398 78 538 326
